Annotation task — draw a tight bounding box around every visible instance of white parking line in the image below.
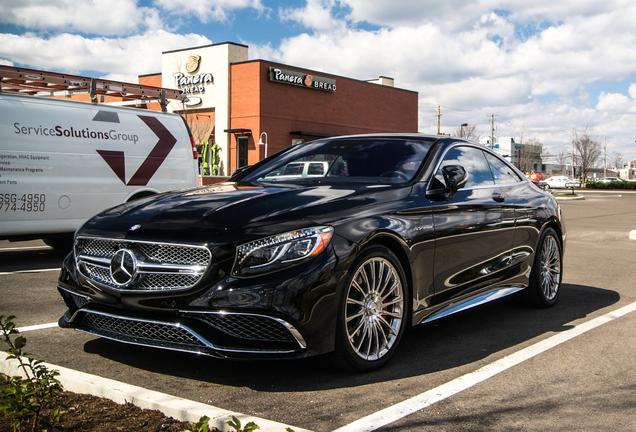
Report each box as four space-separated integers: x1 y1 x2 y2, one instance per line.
0 268 60 275
0 246 51 251
16 322 59 332
333 301 636 432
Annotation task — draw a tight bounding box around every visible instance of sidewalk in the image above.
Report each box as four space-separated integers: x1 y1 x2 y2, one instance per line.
0 352 311 432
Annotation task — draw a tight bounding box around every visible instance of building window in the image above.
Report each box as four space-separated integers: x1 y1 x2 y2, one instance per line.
237 136 248 168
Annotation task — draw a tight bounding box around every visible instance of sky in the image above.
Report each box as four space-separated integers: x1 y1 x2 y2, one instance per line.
1 0 636 166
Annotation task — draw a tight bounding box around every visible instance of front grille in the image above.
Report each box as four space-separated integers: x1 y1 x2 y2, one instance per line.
73 310 306 356
137 273 202 290
70 292 90 309
195 313 297 343
138 243 209 266
75 237 211 292
79 312 207 351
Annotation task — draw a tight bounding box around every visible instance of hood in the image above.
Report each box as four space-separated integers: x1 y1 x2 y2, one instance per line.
78 182 412 241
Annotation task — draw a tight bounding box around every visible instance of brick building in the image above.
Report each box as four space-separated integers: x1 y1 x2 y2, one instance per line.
140 42 419 176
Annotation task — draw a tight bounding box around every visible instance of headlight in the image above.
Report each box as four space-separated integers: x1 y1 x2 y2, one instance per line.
233 226 334 277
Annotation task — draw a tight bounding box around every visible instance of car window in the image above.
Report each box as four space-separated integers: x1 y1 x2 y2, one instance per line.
484 153 522 185
283 163 304 175
246 138 433 184
307 162 326 176
432 146 494 189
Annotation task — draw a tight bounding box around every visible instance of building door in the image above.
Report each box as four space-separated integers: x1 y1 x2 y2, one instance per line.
237 136 248 168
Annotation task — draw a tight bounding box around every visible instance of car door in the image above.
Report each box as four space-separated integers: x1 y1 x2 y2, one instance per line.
428 145 517 304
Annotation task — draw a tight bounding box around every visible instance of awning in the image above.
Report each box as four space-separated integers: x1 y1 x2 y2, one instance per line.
224 128 252 135
290 131 336 138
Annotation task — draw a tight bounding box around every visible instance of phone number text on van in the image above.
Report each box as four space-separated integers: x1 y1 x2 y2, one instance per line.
14 123 139 144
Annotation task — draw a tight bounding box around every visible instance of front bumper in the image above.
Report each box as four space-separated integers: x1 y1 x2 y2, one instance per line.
58 287 308 359
57 236 344 360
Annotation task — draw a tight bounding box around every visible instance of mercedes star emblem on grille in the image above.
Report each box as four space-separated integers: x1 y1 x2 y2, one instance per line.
110 249 137 285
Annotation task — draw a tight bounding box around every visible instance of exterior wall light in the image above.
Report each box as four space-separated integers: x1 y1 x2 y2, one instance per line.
258 132 268 158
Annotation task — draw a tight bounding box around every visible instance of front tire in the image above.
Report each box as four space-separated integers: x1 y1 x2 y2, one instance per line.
522 227 562 308
330 245 408 372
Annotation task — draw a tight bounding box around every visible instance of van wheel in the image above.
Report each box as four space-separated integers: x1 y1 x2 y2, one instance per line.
43 235 74 251
329 245 408 372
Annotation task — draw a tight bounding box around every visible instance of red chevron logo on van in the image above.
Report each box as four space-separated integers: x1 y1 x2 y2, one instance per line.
97 115 177 187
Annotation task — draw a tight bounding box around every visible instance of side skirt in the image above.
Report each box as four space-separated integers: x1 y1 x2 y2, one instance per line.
420 286 525 325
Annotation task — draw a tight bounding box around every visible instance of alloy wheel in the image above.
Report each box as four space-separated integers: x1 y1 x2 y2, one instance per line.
345 257 404 361
540 235 561 301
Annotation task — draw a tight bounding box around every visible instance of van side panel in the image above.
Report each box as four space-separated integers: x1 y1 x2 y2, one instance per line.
0 94 198 238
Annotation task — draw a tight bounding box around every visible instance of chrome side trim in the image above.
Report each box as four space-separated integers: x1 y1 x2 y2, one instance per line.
422 286 525 324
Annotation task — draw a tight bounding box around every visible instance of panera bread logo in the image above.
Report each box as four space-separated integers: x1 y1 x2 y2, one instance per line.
173 55 213 96
269 67 336 92
185 55 201 73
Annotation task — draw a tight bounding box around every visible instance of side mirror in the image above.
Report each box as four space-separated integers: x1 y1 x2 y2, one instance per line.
441 165 467 198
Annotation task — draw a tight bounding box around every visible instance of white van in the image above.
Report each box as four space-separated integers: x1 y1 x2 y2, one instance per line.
0 92 198 248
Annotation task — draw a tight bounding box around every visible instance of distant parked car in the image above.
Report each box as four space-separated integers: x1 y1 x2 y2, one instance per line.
540 176 581 189
597 177 621 183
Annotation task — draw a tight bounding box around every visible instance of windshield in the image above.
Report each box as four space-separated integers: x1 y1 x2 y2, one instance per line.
241 137 433 184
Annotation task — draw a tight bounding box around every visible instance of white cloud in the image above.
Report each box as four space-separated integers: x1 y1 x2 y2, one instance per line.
336 0 630 31
156 0 268 24
596 92 636 114
0 0 162 36
280 0 337 32
0 31 211 81
0 58 13 66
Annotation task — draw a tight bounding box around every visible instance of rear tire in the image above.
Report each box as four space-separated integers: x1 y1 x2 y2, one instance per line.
329 245 408 372
520 227 562 308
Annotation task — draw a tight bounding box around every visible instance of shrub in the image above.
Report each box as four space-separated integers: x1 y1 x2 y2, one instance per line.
0 315 66 432
585 180 636 189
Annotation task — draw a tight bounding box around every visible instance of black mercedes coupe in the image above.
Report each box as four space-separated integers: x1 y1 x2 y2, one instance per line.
57 134 565 372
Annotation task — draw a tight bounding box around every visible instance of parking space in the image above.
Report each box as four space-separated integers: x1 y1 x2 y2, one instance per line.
1 191 636 431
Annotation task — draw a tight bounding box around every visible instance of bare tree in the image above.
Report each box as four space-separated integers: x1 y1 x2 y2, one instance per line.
517 124 527 145
555 148 571 175
452 124 480 140
574 126 602 180
609 152 625 170
517 138 542 173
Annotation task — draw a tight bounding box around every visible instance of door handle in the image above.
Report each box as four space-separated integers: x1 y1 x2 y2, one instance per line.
492 192 506 203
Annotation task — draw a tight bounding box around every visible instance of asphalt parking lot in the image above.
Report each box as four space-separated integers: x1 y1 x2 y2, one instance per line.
1 189 636 431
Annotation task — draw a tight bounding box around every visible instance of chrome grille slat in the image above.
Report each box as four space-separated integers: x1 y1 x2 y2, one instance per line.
195 313 297 343
75 237 211 292
78 313 208 351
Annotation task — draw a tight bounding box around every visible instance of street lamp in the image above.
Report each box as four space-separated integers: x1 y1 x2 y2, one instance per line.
257 132 268 158
461 123 468 138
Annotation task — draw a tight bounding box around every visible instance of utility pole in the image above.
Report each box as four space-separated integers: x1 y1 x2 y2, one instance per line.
570 129 575 179
435 106 444 135
603 136 607 178
488 114 497 149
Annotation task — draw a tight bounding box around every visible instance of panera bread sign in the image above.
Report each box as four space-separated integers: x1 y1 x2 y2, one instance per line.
269 67 336 92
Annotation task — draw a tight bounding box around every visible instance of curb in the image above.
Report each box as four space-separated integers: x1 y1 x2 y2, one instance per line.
553 194 585 201
0 352 311 432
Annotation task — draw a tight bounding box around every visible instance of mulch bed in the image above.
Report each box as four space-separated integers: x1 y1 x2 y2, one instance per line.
0 390 218 432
